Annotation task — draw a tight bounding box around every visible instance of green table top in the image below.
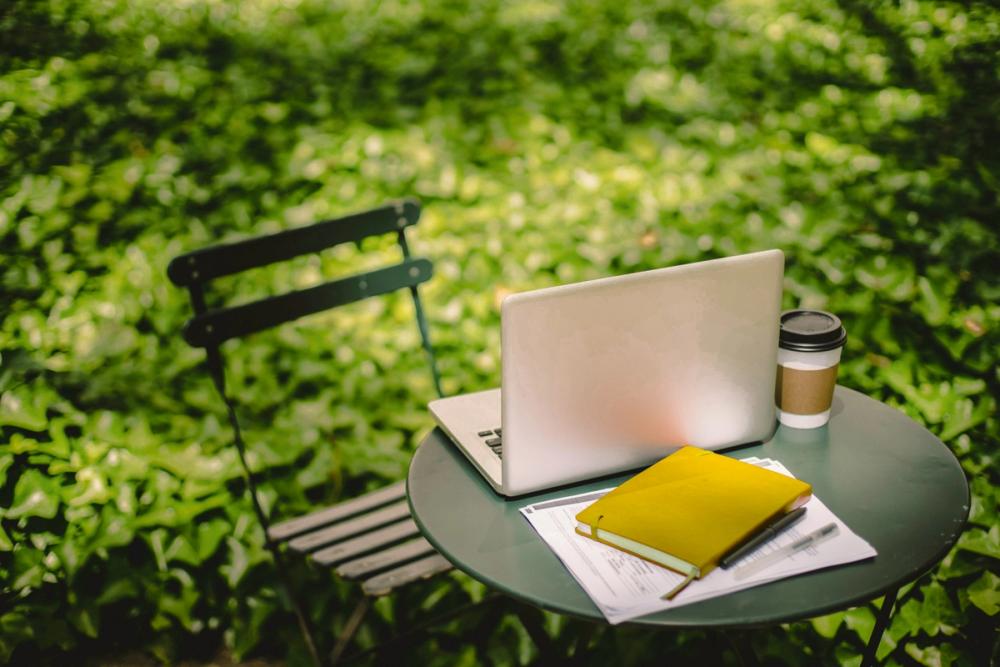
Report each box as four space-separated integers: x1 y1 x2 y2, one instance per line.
407 386 970 628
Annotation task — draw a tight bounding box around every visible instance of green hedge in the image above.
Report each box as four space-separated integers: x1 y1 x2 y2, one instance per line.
1 0 998 664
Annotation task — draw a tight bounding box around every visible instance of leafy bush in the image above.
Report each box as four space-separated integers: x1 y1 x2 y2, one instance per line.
1 0 997 665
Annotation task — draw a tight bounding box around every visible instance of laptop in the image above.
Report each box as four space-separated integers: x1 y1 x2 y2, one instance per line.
429 249 784 496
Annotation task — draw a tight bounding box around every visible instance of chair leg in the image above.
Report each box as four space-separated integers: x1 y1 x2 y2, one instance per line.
212 373 324 667
862 588 898 667
268 542 324 667
331 597 373 666
407 283 444 399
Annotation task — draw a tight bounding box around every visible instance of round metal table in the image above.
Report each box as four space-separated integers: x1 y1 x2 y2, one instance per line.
407 387 969 661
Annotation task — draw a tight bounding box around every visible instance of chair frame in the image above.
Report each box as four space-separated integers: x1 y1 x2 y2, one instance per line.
168 199 449 665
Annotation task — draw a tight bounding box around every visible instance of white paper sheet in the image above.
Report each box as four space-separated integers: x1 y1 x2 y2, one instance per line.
519 459 877 624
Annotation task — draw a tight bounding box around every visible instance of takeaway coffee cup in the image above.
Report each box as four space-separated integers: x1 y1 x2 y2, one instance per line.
775 310 847 429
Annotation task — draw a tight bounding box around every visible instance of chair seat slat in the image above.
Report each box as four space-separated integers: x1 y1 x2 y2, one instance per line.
268 480 406 542
288 500 411 553
311 518 420 567
335 536 435 580
361 553 453 597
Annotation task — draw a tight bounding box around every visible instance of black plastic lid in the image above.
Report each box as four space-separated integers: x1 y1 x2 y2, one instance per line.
779 310 847 352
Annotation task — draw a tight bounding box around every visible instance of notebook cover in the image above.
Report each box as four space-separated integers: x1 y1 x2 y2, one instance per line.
575 446 812 575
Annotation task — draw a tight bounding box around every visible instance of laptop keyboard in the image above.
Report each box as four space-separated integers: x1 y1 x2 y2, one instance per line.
477 428 502 459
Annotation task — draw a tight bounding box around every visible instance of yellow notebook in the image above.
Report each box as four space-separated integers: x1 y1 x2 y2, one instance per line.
575 446 812 597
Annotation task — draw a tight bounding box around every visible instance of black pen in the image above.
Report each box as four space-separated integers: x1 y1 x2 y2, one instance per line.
719 507 808 569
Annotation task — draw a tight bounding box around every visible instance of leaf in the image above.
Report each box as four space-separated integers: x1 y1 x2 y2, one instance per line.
832 645 863 667
11 548 45 591
67 606 99 639
918 583 963 636
934 547 985 581
5 468 60 519
230 595 278 660
164 534 199 567
158 569 200 632
95 576 140 606
843 605 875 643
131 493 230 529
0 454 12 488
810 611 845 639
451 570 488 604
222 536 250 588
966 571 1000 615
0 387 47 431
939 395 995 441
196 519 231 560
66 467 112 507
293 446 335 490
55 537 86 580
91 509 134 550
0 610 34 664
914 265 958 327
146 443 237 483
854 255 916 301
968 477 999 528
146 529 168 572
898 583 963 638
958 526 1000 559
904 642 962 667
0 349 46 393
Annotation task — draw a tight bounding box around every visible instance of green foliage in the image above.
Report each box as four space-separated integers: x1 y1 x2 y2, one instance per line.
2 0 999 664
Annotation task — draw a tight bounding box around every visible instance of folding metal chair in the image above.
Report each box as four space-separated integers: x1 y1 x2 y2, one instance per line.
167 199 453 665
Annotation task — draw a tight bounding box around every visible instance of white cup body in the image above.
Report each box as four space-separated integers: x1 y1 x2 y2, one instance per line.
777 346 842 370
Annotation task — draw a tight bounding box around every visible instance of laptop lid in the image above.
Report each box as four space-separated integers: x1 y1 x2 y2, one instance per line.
499 249 784 495
429 249 784 496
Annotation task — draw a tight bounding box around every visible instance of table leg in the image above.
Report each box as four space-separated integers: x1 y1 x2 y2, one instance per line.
862 588 898 667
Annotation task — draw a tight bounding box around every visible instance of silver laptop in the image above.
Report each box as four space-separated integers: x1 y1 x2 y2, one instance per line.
429 249 784 496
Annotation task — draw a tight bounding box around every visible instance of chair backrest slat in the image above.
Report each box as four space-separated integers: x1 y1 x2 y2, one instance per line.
167 199 420 287
182 258 433 348
171 199 443 397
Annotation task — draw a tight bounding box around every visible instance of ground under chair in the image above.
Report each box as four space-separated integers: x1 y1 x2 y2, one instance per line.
167 199 453 664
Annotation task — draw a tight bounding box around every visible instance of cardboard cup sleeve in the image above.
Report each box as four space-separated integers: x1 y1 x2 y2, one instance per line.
775 364 839 416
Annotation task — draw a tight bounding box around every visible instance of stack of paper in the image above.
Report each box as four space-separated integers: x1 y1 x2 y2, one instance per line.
520 457 877 625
